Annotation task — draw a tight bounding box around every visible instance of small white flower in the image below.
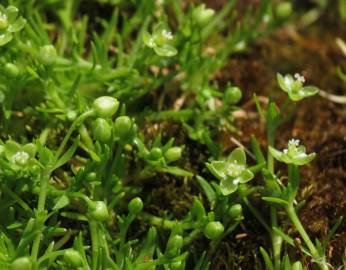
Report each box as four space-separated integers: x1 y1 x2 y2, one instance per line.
294 73 305 83
161 29 173 40
288 139 300 146
148 38 156 48
12 151 30 166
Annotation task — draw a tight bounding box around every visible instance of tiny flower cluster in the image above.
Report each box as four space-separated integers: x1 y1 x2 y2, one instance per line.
277 73 319 101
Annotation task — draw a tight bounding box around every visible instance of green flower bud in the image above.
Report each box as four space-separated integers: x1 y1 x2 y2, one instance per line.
166 234 183 257
39 45 57 65
193 4 215 26
92 96 119 118
275 2 292 19
224 86 242 104
203 221 224 240
88 201 109 222
64 249 83 267
10 257 32 270
149 147 163 160
164 147 182 163
114 116 132 138
4 63 20 77
93 118 112 143
0 12 8 29
86 172 97 182
128 197 143 215
66 110 77 121
292 261 303 270
228 204 242 220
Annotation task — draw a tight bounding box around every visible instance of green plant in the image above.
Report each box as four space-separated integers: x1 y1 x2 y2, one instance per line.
0 1 341 269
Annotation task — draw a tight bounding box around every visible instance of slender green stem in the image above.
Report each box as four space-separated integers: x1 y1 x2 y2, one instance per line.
54 110 95 163
140 212 195 230
183 228 202 246
267 126 282 270
79 124 95 151
242 197 271 233
37 249 67 266
286 205 317 255
31 167 51 263
89 220 99 270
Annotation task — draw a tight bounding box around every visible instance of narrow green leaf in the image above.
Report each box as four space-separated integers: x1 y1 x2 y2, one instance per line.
53 137 80 171
53 195 70 210
262 196 288 206
259 247 274 270
196 175 216 206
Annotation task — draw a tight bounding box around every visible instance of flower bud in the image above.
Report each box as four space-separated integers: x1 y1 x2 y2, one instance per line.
10 257 32 270
275 2 292 19
66 110 77 122
39 45 57 65
93 118 112 143
86 172 97 182
166 234 183 257
193 4 215 26
149 147 163 160
292 261 303 270
88 201 109 222
128 197 143 215
228 204 242 220
64 249 83 267
224 86 242 104
203 221 224 240
92 96 119 118
114 116 132 138
164 147 182 163
4 63 20 77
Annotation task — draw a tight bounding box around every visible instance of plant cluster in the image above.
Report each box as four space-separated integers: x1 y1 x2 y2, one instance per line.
0 1 343 270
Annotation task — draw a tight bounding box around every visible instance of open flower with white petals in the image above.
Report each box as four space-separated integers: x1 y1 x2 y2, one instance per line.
269 139 316 166
206 147 254 195
143 23 177 57
277 73 319 101
0 5 26 46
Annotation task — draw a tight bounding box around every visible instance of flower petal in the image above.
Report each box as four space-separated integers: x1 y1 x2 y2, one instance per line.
153 44 177 57
206 161 227 180
0 32 12 46
292 153 316 165
269 146 285 163
228 147 246 165
4 140 21 160
277 73 293 93
239 169 254 183
220 178 238 195
6 6 18 23
7 16 26 32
